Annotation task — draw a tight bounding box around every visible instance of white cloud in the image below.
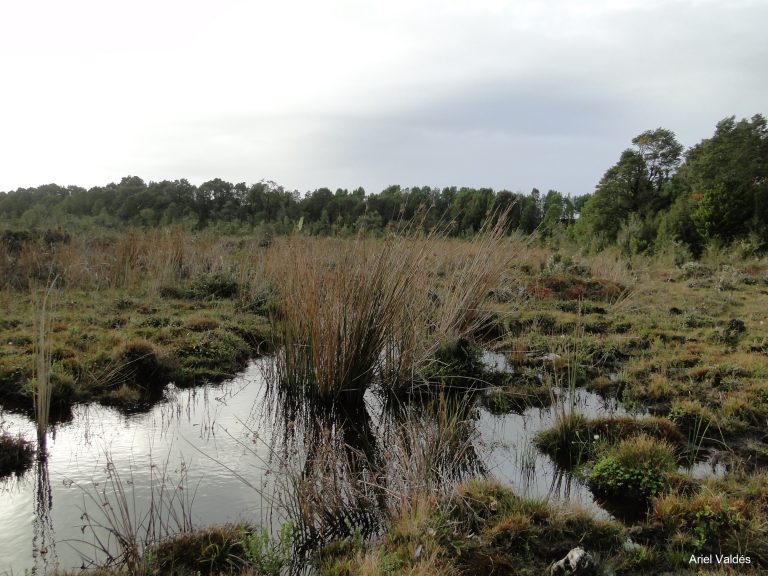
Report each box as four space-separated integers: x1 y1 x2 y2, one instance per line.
0 0 765 193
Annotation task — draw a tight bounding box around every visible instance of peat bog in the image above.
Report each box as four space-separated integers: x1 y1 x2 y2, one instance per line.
1 230 768 575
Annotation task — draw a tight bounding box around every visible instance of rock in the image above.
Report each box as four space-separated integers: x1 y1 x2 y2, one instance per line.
548 547 596 576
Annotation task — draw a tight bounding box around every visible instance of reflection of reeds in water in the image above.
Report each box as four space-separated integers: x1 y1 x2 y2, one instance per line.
32 277 57 452
548 465 576 502
33 456 58 574
517 441 538 488
377 394 487 498
245 387 486 557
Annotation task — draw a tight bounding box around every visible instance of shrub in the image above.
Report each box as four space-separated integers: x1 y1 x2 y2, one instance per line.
589 435 676 501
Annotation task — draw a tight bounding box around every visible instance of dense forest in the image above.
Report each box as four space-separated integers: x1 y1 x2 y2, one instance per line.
1 114 766 255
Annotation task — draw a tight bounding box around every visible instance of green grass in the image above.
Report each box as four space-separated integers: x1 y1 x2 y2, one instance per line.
588 434 677 501
0 289 270 413
535 414 683 468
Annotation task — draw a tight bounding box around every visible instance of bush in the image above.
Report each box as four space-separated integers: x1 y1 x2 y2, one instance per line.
588 435 676 501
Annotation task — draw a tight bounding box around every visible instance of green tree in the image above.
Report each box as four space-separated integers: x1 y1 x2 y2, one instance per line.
687 115 768 244
576 128 683 249
632 128 684 202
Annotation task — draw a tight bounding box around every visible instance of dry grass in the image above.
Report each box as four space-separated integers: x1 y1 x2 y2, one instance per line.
265 219 515 405
72 454 197 575
265 235 428 404
31 277 57 448
0 229 269 296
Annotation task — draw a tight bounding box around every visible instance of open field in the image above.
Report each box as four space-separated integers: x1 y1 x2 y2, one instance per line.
2 229 768 574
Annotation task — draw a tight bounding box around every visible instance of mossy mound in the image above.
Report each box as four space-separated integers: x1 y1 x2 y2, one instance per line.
536 414 682 468
146 524 250 575
173 329 251 386
0 431 35 477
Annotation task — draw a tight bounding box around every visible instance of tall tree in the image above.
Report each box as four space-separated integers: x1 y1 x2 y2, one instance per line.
687 115 768 243
576 128 683 248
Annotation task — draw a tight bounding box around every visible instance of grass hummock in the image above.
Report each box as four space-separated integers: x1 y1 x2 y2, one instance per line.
0 429 35 477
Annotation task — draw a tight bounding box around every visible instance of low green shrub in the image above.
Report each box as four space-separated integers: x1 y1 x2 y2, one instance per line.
589 434 676 501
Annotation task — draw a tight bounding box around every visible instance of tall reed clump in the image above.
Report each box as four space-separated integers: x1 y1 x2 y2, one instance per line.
428 223 510 350
32 277 57 451
266 216 514 406
266 235 429 405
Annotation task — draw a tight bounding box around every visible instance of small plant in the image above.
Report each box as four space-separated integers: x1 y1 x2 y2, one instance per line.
588 434 677 501
653 489 747 552
242 523 294 575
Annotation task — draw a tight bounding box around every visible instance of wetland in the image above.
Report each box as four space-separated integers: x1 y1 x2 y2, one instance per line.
1 229 768 575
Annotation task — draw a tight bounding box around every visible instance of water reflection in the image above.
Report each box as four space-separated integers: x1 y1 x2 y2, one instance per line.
32 456 57 575
253 370 493 553
1 359 642 572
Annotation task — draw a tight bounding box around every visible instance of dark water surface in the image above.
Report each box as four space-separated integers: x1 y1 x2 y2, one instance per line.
1 356 650 573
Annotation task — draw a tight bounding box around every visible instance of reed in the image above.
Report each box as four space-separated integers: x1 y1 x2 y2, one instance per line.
266 235 431 404
72 453 197 575
428 218 510 350
31 276 57 450
1 229 269 297
266 215 515 405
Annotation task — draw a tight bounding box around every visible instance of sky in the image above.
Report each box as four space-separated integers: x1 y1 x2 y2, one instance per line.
1 0 766 197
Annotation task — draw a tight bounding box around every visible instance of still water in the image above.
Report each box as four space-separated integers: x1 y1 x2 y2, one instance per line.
1 357 630 574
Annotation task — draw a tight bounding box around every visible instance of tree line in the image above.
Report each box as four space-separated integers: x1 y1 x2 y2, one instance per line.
1 114 765 254
0 177 573 238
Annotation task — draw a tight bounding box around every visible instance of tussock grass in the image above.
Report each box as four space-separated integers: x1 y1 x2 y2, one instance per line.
0 425 35 477
649 471 768 566
535 414 683 467
266 235 426 404
0 229 269 295
266 219 513 406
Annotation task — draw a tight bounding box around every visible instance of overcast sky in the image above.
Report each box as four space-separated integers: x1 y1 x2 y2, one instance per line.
1 0 766 196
